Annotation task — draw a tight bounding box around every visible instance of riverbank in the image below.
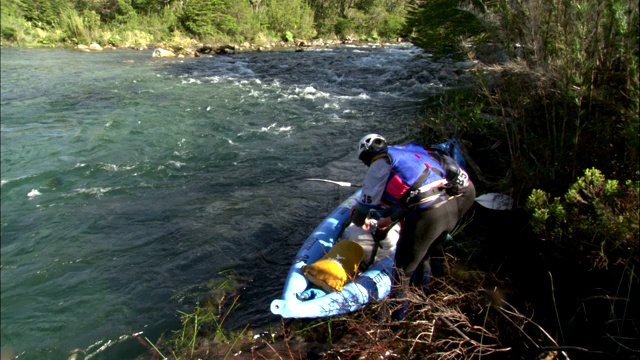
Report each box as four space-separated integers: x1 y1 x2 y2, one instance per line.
1 36 408 58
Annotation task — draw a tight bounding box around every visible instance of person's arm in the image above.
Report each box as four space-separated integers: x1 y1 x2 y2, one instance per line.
352 158 391 226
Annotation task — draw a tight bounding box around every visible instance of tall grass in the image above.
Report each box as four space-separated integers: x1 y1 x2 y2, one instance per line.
465 0 639 191
59 9 89 44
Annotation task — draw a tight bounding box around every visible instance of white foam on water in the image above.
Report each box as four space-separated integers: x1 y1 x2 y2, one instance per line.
181 77 202 85
306 47 334 52
248 89 265 98
275 126 292 133
167 160 186 168
260 123 277 132
336 93 370 100
300 86 330 100
281 86 331 101
72 187 113 198
99 163 136 172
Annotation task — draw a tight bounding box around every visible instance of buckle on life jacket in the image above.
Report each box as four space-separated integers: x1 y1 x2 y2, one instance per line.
403 179 449 208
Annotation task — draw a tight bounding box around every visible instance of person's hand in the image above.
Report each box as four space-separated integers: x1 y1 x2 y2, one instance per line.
361 218 373 231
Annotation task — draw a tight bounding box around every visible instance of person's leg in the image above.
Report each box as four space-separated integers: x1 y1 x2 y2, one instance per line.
394 209 449 282
395 184 476 282
391 186 476 320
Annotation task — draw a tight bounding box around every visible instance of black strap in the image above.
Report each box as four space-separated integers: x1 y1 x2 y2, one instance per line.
399 166 432 206
366 236 381 269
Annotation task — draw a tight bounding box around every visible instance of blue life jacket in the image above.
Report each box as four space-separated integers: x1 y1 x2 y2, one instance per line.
374 143 446 208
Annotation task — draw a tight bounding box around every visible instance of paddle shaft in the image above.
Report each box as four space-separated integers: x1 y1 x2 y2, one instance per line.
304 178 511 210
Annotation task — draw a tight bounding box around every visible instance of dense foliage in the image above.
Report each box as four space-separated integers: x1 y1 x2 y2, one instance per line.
413 0 639 356
405 0 489 58
0 0 413 47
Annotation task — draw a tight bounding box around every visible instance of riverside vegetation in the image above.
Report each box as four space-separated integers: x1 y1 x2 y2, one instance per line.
0 0 409 50
2 0 637 359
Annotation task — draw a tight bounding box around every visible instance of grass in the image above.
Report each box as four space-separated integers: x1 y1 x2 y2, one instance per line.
138 271 247 360
548 272 565 344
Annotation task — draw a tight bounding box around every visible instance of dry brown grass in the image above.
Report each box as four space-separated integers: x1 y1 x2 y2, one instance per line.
162 258 574 360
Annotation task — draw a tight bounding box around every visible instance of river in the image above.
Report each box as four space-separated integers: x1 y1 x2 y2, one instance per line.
0 44 466 359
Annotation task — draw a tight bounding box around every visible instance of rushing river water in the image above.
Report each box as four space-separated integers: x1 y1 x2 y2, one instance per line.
1 44 465 359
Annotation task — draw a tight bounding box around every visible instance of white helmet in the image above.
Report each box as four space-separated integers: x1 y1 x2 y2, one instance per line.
357 134 387 158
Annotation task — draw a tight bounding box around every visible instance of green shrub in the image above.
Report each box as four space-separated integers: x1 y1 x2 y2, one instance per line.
180 0 236 38
284 30 293 42
224 0 264 42
378 13 405 39
114 0 137 24
307 0 340 36
20 0 70 30
526 168 639 269
107 34 121 46
406 0 487 58
60 9 89 44
264 0 315 40
82 9 101 33
334 17 354 39
1 26 18 41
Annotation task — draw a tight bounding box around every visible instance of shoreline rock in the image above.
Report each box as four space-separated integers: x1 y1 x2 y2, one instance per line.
11 37 412 56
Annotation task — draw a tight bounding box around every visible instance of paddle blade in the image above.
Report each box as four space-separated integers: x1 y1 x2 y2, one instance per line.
475 193 513 210
304 178 359 187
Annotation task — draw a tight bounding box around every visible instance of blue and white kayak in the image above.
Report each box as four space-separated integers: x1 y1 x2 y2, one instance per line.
270 189 397 318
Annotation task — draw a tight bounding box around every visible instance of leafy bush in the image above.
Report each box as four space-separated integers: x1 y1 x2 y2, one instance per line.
180 0 236 38
114 0 137 24
19 0 70 30
284 30 293 42
224 0 263 43
264 0 315 40
82 9 101 33
107 34 121 46
334 17 354 39
307 0 340 36
406 0 487 58
1 26 18 41
59 9 89 44
378 12 405 39
526 168 639 269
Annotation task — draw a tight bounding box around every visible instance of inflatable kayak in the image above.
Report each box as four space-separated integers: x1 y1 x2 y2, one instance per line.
270 138 468 319
270 190 399 318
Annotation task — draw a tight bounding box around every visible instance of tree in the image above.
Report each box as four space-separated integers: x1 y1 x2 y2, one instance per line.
180 0 237 38
19 0 71 29
405 0 486 57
